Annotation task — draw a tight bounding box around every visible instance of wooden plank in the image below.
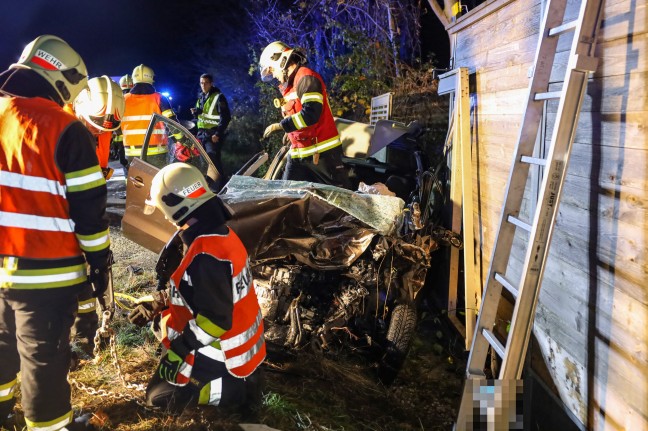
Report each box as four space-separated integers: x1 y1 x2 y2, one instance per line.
563 141 648 191
454 2 541 63
546 72 648 113
474 87 530 115
474 113 524 140
552 33 648 80
546 111 648 150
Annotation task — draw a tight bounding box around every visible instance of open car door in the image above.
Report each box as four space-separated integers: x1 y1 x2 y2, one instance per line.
121 114 217 253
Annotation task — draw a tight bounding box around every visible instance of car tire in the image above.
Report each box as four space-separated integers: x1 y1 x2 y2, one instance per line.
377 302 417 385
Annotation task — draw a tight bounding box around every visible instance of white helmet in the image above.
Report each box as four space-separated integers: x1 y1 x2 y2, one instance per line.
74 76 125 134
11 34 88 104
259 41 294 83
144 163 216 225
132 64 154 84
119 74 133 91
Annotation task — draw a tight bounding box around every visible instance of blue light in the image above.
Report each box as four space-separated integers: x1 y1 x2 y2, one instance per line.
161 91 171 98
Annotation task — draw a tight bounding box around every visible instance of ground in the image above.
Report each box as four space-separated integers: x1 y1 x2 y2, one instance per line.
4 163 466 431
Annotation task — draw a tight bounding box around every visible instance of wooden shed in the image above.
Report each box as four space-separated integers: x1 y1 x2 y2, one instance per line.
443 0 647 428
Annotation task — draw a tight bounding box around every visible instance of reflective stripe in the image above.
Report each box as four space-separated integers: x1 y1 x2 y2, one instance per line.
0 210 74 233
125 145 167 156
289 135 341 159
65 166 105 193
77 298 96 313
161 109 174 118
291 112 306 129
76 229 110 252
220 311 262 351
207 378 223 406
25 410 72 431
0 264 86 289
225 333 265 369
203 114 221 120
188 319 217 345
0 378 17 401
122 115 151 121
301 92 323 104
198 344 225 362
0 171 66 196
284 93 298 101
122 129 166 136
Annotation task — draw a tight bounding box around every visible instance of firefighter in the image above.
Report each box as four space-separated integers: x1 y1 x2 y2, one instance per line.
129 163 265 413
109 74 133 172
121 64 178 168
259 41 350 189
73 75 125 179
187 73 231 190
0 35 111 431
69 75 123 359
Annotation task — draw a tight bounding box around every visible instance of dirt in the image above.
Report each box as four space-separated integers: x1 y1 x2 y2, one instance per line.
4 178 466 430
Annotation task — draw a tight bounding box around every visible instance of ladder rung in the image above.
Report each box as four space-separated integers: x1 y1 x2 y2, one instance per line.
482 329 506 358
494 272 519 298
507 215 531 232
521 155 546 166
534 91 561 100
548 20 578 37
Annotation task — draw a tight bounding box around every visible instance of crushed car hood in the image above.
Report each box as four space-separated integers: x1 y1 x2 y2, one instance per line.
222 176 405 270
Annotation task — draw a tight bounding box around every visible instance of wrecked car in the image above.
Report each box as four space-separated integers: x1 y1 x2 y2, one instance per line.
122 114 451 383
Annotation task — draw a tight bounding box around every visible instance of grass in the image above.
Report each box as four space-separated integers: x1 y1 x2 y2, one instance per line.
3 227 464 431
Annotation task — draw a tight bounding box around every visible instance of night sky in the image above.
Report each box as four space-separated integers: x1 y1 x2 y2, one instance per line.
0 1 449 115
0 0 243 113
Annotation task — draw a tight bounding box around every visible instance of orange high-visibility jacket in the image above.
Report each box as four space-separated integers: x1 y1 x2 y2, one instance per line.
161 228 266 379
0 97 108 289
280 66 341 159
121 92 167 157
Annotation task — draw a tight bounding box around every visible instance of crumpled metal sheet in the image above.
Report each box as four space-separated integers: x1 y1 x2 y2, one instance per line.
221 176 405 270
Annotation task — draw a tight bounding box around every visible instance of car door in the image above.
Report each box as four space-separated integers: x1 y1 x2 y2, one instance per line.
121 114 216 253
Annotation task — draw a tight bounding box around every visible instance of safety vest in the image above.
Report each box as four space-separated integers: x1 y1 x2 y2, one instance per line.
121 93 168 157
281 67 341 159
196 92 222 130
160 228 265 382
0 96 107 289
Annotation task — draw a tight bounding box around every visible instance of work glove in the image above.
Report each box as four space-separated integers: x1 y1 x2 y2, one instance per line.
89 250 113 299
158 337 195 386
263 122 283 139
174 142 199 162
128 291 168 327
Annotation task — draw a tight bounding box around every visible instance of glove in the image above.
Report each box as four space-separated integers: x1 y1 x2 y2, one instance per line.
89 264 110 299
128 291 168 326
158 337 194 386
174 142 199 162
263 122 283 139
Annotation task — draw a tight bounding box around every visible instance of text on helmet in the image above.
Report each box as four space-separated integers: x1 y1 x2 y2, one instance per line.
31 49 67 71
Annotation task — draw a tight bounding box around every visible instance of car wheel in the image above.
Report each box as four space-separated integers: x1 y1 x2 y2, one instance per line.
377 303 417 385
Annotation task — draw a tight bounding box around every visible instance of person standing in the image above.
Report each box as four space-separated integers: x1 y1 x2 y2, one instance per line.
0 35 111 431
121 64 178 168
189 74 231 190
70 75 124 359
130 163 265 414
109 74 133 172
259 41 350 189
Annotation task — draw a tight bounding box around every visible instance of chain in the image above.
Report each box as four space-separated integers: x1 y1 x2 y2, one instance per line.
69 310 154 410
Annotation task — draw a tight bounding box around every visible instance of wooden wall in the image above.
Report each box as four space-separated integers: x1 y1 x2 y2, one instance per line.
447 0 648 428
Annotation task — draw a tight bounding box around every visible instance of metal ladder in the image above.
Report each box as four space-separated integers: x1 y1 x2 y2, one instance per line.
455 0 605 426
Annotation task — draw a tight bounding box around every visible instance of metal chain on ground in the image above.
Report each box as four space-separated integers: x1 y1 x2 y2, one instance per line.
69 310 155 410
